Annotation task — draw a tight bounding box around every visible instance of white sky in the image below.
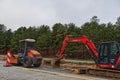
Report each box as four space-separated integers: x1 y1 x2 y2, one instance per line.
0 0 120 31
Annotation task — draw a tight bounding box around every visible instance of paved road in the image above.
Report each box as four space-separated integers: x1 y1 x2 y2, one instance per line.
0 61 109 80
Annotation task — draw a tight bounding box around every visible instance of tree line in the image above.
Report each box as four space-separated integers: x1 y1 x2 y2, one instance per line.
0 16 120 59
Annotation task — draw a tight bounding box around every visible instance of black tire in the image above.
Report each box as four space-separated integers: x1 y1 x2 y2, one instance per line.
23 57 32 68
33 63 41 67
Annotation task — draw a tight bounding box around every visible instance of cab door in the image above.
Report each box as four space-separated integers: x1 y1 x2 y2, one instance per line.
98 43 110 64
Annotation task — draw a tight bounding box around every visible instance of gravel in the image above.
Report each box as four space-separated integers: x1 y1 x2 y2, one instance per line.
0 61 109 80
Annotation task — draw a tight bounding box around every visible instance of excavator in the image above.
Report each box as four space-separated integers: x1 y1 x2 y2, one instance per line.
55 35 120 69
8 39 42 68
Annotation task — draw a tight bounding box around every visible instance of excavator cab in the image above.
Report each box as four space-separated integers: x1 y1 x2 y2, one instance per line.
18 39 42 67
98 42 120 69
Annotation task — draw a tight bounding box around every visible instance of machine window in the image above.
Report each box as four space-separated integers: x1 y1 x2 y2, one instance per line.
100 44 108 56
111 44 118 55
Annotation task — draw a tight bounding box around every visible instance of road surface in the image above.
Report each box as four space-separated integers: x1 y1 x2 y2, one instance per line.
0 61 109 80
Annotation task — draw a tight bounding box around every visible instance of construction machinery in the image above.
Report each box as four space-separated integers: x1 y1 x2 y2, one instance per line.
55 35 120 69
9 39 42 68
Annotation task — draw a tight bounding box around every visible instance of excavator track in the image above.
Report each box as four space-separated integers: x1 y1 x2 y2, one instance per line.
87 68 120 79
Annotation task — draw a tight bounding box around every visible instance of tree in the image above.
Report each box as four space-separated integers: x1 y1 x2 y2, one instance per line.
90 16 100 23
116 16 120 26
52 23 67 50
36 25 51 56
66 23 81 35
10 27 27 51
0 24 6 32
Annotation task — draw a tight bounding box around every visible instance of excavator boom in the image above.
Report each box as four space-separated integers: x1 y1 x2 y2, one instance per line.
57 35 98 64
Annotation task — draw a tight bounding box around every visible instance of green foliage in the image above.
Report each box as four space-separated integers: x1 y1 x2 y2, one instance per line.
1 16 120 59
52 23 67 49
36 25 51 52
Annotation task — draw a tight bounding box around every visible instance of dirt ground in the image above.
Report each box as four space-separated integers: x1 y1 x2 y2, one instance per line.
0 55 6 60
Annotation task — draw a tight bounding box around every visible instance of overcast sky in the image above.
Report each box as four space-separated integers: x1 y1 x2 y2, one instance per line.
0 0 120 31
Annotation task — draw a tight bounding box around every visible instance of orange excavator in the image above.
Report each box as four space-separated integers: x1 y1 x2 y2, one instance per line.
55 35 120 69
8 39 42 68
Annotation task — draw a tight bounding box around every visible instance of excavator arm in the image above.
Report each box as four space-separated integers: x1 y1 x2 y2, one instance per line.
56 35 99 65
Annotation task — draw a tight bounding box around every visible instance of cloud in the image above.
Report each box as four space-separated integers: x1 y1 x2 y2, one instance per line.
52 0 120 25
0 0 120 31
0 0 57 30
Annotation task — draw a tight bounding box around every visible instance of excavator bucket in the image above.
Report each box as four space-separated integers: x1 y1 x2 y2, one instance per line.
51 59 60 67
52 54 66 67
